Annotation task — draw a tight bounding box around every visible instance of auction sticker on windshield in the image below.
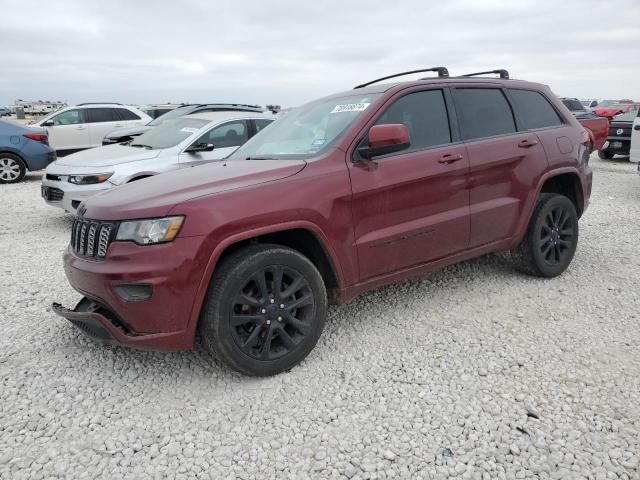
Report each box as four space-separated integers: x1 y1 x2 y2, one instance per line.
331 103 371 114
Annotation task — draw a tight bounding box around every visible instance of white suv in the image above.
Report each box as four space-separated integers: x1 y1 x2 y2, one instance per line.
31 103 151 155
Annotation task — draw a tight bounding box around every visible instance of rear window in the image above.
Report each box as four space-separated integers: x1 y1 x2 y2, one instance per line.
454 88 516 140
561 99 585 112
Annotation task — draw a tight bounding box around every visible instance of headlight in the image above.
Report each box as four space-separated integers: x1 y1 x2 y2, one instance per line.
116 216 184 245
68 173 113 185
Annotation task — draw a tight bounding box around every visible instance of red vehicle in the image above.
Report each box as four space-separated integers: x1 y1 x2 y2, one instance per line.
54 67 593 376
593 100 637 120
578 115 609 151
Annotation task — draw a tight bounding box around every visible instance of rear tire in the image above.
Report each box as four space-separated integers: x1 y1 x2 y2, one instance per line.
598 150 614 160
199 244 327 376
0 153 26 183
511 193 579 278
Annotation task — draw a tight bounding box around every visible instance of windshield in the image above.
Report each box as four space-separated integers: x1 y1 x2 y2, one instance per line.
148 105 193 126
562 99 585 111
130 117 208 149
614 108 639 121
229 93 382 160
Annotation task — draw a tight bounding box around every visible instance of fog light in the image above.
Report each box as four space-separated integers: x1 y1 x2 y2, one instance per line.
113 284 153 302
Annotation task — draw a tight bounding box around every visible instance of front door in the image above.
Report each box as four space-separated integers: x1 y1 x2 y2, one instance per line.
45 108 90 151
179 120 249 168
348 88 470 281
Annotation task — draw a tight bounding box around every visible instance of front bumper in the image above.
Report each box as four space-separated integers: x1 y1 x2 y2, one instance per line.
41 177 113 213
56 235 208 351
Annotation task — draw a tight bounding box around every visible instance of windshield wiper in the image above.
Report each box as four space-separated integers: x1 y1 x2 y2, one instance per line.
130 143 153 149
245 156 275 160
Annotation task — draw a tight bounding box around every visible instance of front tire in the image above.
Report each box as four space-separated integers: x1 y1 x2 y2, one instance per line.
598 149 614 160
511 193 579 278
0 153 26 183
199 244 327 376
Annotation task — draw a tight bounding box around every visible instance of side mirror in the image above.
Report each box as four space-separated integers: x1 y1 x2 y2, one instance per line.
42 120 54 127
186 142 215 153
357 124 410 160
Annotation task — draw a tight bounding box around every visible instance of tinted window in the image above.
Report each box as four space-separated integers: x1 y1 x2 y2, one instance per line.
561 99 585 112
87 108 118 123
197 121 248 148
375 90 451 150
254 119 273 133
51 109 85 126
509 89 564 130
116 108 141 120
455 88 516 140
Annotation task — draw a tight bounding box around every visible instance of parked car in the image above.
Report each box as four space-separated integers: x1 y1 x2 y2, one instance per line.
631 108 640 164
42 111 274 212
561 97 591 116
597 107 639 159
0 107 12 117
53 67 592 376
577 115 609 152
593 100 637 120
138 104 185 119
581 99 599 109
30 103 151 156
102 104 266 145
0 119 56 183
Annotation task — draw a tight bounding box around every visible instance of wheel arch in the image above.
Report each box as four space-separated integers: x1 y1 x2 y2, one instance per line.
538 170 585 218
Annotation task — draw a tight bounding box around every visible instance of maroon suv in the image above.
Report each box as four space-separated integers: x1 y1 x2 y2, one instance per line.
54 67 593 376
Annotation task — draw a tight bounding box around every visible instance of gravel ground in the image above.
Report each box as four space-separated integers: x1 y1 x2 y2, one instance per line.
1 155 639 480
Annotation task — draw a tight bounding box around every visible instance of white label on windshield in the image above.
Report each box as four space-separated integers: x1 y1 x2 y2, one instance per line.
331 103 371 114
180 127 199 133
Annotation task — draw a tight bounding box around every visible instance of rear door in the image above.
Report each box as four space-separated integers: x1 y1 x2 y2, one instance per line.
179 120 249 168
631 109 640 163
45 108 90 151
86 108 125 147
451 86 547 248
348 87 470 281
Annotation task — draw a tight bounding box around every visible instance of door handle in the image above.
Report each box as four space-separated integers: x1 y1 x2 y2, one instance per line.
518 139 538 148
438 153 464 164
634 125 640 131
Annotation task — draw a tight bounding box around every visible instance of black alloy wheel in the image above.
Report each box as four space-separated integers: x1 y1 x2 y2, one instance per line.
538 206 575 266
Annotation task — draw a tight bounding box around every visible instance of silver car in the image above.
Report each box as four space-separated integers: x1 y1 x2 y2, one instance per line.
41 111 274 213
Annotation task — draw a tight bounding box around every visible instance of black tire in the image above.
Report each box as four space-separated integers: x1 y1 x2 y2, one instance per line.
511 193 579 278
598 149 614 160
199 244 327 376
0 153 26 183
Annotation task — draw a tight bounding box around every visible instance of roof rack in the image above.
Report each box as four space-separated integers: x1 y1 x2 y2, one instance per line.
76 102 124 106
460 69 510 79
354 67 449 89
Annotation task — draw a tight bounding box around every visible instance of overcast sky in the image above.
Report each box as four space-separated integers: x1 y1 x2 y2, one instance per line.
1 0 639 108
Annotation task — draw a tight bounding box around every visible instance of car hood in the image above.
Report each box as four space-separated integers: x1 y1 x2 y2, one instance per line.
81 159 307 220
54 144 161 168
104 125 152 139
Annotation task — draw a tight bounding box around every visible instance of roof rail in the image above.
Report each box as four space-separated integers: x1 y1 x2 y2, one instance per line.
354 67 449 89
76 102 123 106
460 69 510 79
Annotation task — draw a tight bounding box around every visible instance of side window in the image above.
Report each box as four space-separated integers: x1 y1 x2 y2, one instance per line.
51 109 86 126
254 119 273 133
374 90 451 151
87 108 119 123
116 108 142 121
454 88 516 140
198 121 248 148
508 89 564 130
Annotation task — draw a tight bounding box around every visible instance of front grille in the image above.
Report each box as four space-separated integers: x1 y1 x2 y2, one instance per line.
71 218 116 258
608 123 632 138
46 187 64 201
46 173 61 181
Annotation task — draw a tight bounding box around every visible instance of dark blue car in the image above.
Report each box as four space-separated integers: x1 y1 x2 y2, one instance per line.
0 119 56 183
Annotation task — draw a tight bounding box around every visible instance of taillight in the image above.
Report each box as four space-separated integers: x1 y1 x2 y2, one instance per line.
23 133 49 144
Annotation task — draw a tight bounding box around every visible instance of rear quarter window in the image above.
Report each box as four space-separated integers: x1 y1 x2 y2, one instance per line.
509 89 564 130
116 108 142 121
